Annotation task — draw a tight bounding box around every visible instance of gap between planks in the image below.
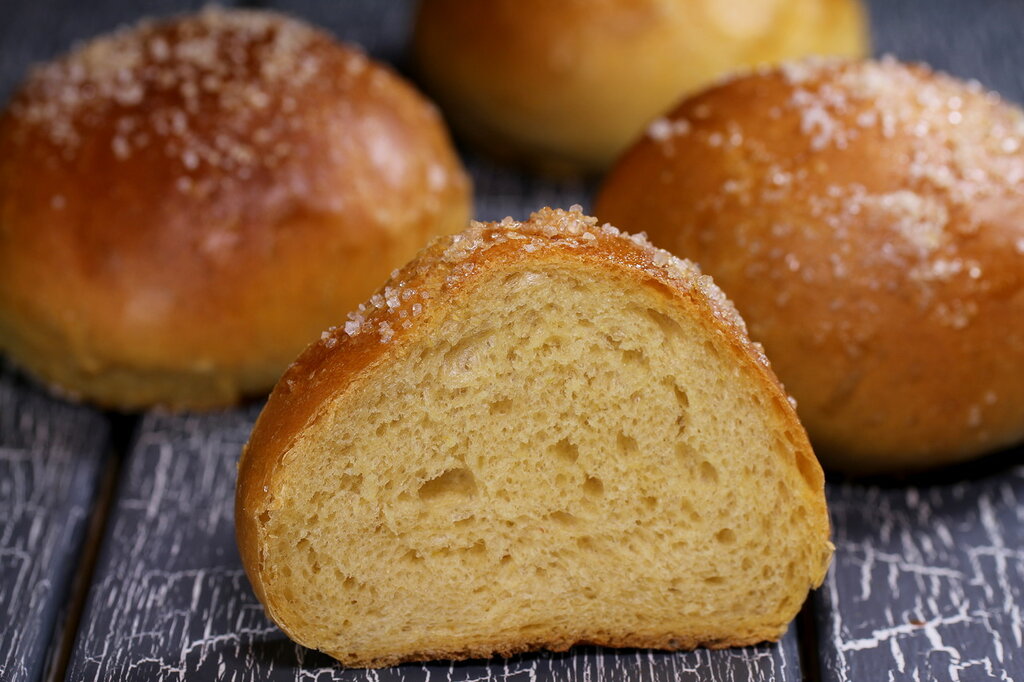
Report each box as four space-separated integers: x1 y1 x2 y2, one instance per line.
797 595 823 682
42 413 140 682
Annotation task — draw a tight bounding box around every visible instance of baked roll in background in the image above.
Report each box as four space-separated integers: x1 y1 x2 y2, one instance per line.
597 57 1024 473
413 0 868 174
0 7 471 410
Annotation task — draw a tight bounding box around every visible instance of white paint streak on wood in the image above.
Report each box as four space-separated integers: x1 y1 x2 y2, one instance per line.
0 366 109 681
816 467 1024 682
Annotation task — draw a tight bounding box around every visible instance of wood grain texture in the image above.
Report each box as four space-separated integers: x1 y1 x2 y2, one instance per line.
65 408 804 681
814 462 1024 681
0 362 110 682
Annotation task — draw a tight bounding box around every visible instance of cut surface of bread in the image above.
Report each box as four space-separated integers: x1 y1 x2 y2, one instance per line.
236 207 832 667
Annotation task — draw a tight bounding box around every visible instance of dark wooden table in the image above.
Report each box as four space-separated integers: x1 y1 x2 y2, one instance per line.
1 1 1023 680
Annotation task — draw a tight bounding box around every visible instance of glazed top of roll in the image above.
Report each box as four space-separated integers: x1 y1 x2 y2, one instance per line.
0 7 470 409
596 57 1024 470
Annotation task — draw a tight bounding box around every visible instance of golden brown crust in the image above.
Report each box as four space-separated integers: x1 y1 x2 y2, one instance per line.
327 628 786 668
236 206 830 665
596 57 1024 473
413 0 868 174
0 7 471 409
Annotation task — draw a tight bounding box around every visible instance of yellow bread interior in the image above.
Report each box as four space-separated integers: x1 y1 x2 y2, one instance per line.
250 253 831 666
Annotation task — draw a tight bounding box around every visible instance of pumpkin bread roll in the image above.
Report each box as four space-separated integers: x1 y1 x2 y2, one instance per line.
236 207 832 667
597 57 1024 473
0 7 471 409
413 0 868 174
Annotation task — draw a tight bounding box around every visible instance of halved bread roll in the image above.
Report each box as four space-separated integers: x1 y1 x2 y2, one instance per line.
235 206 832 667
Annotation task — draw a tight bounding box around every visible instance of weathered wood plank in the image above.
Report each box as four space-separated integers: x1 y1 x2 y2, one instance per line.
814 463 1024 681
65 409 804 680
0 363 110 681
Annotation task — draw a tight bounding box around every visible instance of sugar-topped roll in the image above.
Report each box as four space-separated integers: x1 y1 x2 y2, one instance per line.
597 57 1024 473
0 8 471 409
236 207 831 666
413 0 868 174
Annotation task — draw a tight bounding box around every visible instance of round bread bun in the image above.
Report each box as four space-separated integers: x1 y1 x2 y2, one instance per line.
0 8 471 410
236 207 830 666
595 57 1024 474
412 0 868 175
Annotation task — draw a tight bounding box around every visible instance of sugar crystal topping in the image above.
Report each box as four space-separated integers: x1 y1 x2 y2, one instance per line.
7 7 360 184
649 57 1024 332
319 207 757 363
650 56 1024 198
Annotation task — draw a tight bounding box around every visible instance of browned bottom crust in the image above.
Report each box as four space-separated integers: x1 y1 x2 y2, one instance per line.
326 627 786 668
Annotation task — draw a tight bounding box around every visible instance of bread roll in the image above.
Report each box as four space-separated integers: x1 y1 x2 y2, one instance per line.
0 8 471 410
236 206 832 667
412 0 868 174
596 57 1024 473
